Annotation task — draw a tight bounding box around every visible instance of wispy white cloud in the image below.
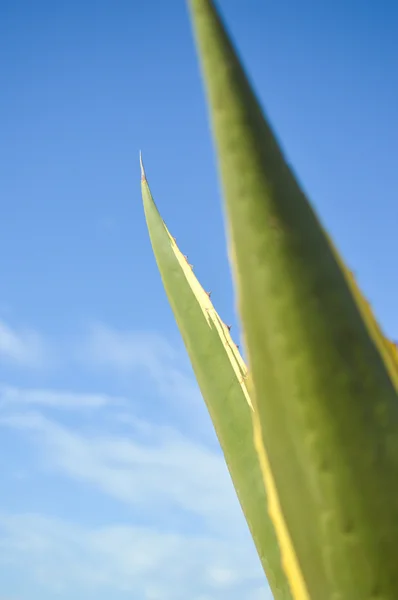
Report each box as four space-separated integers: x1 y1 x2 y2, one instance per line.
0 513 270 600
79 323 211 440
0 320 48 368
0 385 124 410
0 410 241 532
80 324 175 374
0 320 268 599
80 324 199 398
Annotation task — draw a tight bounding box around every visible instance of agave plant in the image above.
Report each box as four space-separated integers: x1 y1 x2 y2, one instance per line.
141 1 398 599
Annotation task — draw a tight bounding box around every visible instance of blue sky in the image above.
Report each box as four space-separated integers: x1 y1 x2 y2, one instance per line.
0 0 397 598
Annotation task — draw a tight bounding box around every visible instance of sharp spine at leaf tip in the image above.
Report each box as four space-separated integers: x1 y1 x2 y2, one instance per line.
139 150 146 181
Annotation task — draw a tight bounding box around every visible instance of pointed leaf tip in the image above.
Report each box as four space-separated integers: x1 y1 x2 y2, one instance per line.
139 151 146 181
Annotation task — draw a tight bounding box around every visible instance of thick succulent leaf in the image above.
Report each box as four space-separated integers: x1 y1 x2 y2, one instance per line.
141 155 293 600
187 1 398 599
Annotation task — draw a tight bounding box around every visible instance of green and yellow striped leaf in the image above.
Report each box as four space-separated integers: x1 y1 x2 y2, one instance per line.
141 154 293 600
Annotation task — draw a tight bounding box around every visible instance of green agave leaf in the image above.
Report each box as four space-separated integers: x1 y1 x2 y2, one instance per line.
187 1 398 599
141 154 293 600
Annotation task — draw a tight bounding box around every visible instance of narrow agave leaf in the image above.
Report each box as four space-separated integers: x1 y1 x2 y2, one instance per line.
141 154 293 600
187 1 398 599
